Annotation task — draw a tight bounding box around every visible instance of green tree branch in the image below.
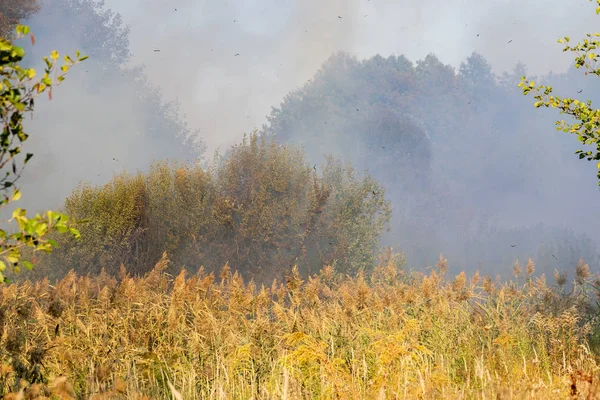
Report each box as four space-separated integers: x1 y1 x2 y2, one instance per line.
0 25 86 282
519 0 600 184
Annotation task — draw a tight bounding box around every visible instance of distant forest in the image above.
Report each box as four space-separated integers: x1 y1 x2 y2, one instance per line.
261 51 600 277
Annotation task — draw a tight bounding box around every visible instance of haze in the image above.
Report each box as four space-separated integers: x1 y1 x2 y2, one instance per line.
10 0 600 275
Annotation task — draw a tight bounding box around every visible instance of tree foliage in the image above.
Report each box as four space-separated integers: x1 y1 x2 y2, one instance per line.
0 25 84 282
34 0 202 155
260 48 600 269
262 52 432 193
1 0 203 215
31 133 391 283
520 0 600 184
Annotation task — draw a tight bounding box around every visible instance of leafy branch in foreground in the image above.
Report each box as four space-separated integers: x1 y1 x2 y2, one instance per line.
0 25 86 282
519 0 600 184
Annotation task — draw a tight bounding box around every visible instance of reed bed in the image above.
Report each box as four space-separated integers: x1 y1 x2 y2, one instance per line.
1 253 599 399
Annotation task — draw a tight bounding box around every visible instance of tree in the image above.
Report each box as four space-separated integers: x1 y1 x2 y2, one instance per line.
459 52 497 112
261 52 432 195
22 0 130 70
519 0 600 185
3 0 203 215
0 25 84 282
33 133 391 283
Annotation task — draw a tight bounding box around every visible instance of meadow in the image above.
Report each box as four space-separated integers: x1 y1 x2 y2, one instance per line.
1 252 599 399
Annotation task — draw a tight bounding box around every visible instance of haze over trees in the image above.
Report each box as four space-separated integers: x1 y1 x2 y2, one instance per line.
261 49 600 277
2 0 205 217
1 0 598 284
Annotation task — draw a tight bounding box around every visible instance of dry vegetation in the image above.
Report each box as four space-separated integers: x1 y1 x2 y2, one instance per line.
0 251 599 399
27 134 390 286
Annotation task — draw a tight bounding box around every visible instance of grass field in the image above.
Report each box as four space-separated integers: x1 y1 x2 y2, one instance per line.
1 253 599 399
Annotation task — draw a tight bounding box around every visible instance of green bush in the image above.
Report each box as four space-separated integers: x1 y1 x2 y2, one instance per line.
32 133 391 283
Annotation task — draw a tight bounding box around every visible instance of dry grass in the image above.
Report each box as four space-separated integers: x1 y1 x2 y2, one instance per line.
0 252 599 399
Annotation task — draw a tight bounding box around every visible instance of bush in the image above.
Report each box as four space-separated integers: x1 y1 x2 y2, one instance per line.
32 133 391 283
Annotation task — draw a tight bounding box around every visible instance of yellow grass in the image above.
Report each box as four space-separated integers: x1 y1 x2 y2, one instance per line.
1 253 599 399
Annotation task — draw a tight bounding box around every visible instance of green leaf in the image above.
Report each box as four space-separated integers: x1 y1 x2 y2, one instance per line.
12 208 24 220
69 227 81 240
47 210 57 222
34 222 48 237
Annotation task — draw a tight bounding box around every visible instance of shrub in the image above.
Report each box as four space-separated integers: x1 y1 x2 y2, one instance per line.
32 133 391 283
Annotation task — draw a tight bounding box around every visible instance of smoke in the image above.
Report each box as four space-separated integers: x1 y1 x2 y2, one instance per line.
7 0 202 216
7 0 600 276
102 0 600 154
